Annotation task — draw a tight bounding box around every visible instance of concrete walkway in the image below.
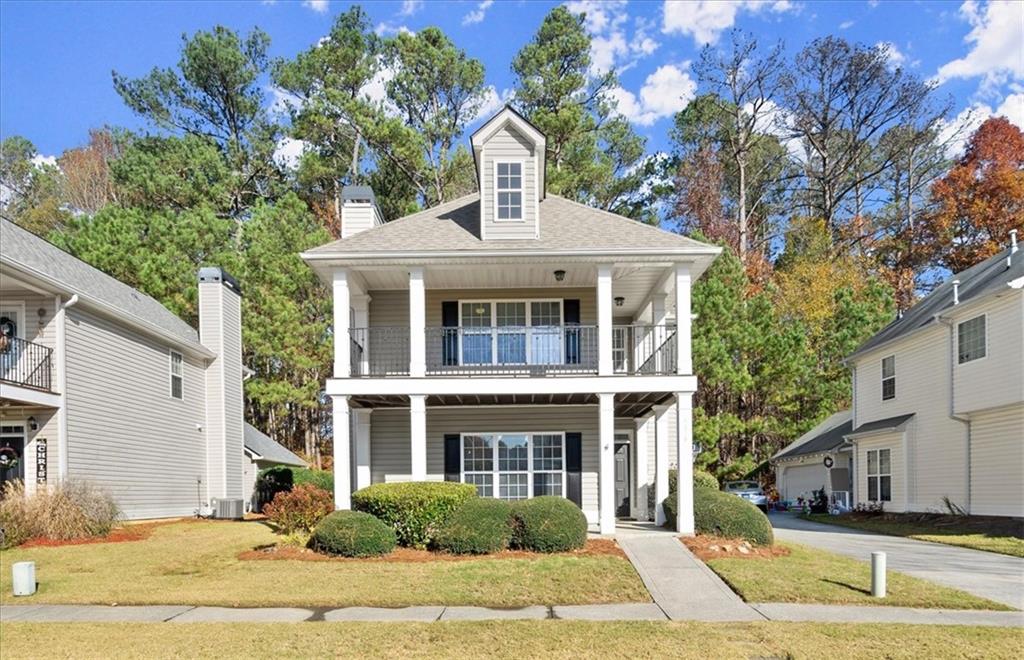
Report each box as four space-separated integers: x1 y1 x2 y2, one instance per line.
770 513 1024 610
2 603 1021 627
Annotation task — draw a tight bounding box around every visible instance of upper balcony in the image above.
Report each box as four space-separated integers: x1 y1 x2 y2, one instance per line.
0 335 54 392
349 324 677 377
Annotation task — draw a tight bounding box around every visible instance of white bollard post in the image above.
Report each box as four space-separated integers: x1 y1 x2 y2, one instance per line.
871 551 886 598
12 561 36 596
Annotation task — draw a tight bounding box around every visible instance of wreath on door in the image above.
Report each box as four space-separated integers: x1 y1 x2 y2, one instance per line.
0 446 19 470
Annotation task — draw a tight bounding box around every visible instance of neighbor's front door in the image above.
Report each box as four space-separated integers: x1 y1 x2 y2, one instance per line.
0 424 26 488
614 442 630 517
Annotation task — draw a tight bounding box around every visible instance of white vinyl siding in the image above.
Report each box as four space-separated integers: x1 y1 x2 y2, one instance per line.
969 403 1024 517
480 123 537 240
953 292 1024 414
957 314 986 364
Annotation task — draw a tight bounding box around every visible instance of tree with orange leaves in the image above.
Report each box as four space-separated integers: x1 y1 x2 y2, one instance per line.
925 117 1024 273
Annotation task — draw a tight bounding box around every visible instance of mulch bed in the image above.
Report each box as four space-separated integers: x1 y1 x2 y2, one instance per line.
17 519 189 548
681 535 789 561
239 538 626 563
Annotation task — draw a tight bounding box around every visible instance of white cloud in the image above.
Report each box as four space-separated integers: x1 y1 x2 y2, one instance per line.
474 85 514 122
609 63 696 126
742 98 807 161
267 85 301 117
566 0 628 33
273 138 307 170
937 104 991 157
399 0 423 16
462 0 494 26
566 1 659 75
839 19 854 29
374 22 414 36
935 0 1024 88
361 64 396 107
30 154 57 168
301 0 329 13
662 0 798 46
591 32 629 74
876 41 906 68
996 92 1024 128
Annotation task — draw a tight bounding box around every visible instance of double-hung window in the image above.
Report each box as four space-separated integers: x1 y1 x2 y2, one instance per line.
496 162 523 220
881 355 896 401
957 315 986 364
461 433 565 500
169 350 184 400
866 448 891 502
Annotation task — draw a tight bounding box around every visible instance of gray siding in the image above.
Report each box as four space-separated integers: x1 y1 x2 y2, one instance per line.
64 308 208 519
481 124 538 240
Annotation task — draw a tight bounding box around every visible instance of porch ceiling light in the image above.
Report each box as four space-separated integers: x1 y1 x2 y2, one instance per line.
553 270 566 282
614 296 625 307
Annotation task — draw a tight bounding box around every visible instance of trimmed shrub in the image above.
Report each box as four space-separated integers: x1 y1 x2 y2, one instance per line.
292 468 333 492
263 484 334 534
511 496 587 553
312 510 396 557
0 480 120 549
664 487 773 545
668 468 718 493
434 498 513 554
352 481 476 548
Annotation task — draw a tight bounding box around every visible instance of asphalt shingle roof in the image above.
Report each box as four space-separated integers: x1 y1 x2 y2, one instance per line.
305 193 714 255
848 413 916 437
0 218 201 347
774 411 853 461
850 246 1024 360
244 423 307 467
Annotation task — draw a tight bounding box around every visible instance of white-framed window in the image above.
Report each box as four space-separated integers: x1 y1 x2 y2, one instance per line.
461 432 566 500
881 355 895 401
169 350 184 400
957 315 986 364
866 448 891 502
495 162 523 220
458 299 563 366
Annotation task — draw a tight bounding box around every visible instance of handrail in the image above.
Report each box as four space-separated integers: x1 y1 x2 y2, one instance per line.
0 336 54 391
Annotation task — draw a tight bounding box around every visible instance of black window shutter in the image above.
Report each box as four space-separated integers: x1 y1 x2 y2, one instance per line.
563 299 581 365
565 432 582 507
444 434 461 482
442 301 458 366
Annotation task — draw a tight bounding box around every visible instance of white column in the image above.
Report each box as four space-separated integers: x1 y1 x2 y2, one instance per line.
598 392 616 534
354 409 372 491
408 267 426 378
597 264 613 376
674 264 692 375
333 269 351 378
634 415 650 521
653 404 670 525
650 292 668 373
675 392 695 535
410 394 427 480
352 294 371 376
332 395 351 509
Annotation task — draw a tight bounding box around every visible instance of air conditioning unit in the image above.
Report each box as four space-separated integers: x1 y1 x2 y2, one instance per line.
211 498 244 520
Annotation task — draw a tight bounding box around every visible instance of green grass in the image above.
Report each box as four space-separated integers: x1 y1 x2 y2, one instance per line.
704 542 1013 610
0 520 647 608
3 622 1022 659
805 513 1024 558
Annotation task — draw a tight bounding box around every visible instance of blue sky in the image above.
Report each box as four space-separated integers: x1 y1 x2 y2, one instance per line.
1 0 1021 161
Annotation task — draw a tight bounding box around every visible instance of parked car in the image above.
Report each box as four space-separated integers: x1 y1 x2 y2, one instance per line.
723 481 768 511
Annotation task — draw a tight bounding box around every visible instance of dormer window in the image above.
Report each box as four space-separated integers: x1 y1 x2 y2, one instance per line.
496 162 523 220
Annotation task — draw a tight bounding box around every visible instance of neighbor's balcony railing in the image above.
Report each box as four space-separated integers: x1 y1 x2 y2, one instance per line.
348 325 677 378
0 336 54 392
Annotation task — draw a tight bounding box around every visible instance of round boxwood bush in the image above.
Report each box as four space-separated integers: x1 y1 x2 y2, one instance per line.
663 487 773 546
511 496 587 553
312 510 396 557
351 481 477 548
434 498 513 554
668 468 718 492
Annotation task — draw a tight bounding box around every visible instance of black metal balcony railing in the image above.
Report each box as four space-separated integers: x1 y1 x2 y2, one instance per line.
0 336 54 391
348 325 677 378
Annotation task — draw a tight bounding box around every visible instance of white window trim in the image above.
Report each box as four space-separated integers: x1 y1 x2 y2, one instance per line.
865 448 892 502
460 432 567 500
956 313 988 365
457 299 564 366
169 349 184 400
0 302 27 339
493 159 525 222
881 355 896 402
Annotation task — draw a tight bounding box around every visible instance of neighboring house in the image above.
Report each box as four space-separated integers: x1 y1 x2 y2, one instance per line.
301 107 721 534
242 422 307 511
771 410 853 508
845 236 1023 517
0 218 249 519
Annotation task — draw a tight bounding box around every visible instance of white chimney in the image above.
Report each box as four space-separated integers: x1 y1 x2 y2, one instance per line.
341 186 385 238
198 267 245 503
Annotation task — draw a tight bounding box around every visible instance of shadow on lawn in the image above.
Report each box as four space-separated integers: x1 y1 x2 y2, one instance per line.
821 578 871 596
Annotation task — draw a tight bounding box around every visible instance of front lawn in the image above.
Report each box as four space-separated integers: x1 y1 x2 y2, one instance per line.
700 541 1012 610
0 520 648 607
3 621 1022 659
804 513 1024 558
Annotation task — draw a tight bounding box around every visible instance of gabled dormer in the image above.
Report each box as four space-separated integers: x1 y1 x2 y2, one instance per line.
470 106 546 240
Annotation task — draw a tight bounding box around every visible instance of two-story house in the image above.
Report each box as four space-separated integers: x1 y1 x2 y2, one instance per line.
0 218 250 519
845 234 1023 517
302 107 721 534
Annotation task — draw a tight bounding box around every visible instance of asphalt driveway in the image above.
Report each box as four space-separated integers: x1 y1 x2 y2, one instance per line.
770 513 1024 610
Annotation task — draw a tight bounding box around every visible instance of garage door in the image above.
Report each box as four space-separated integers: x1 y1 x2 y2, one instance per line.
781 464 827 502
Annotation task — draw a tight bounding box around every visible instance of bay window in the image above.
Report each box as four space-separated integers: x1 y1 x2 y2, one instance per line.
461 432 565 500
